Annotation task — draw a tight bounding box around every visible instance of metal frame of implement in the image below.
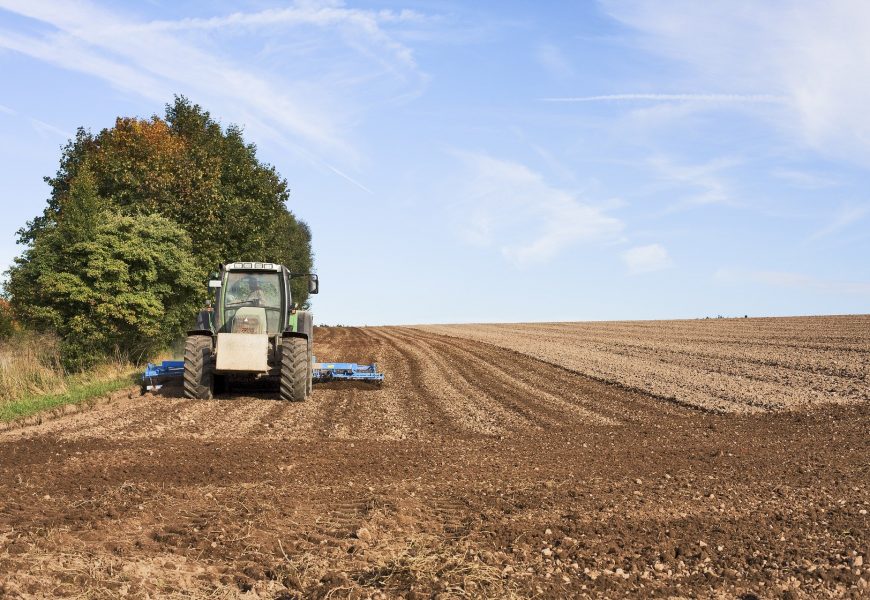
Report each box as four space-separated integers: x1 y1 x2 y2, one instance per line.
141 358 383 391
312 358 384 383
142 360 185 392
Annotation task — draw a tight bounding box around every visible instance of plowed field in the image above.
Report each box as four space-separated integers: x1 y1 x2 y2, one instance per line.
0 324 867 599
418 315 870 413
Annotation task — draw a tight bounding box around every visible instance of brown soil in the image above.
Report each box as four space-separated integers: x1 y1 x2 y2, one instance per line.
417 316 870 413
0 326 867 599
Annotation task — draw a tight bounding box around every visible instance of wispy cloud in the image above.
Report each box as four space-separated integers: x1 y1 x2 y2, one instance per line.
535 43 574 79
622 243 672 273
140 4 426 71
772 168 841 189
542 93 784 103
647 155 739 209
454 152 624 265
714 268 870 295
0 101 72 138
0 0 428 179
600 0 870 164
28 118 72 140
146 6 426 30
809 204 870 240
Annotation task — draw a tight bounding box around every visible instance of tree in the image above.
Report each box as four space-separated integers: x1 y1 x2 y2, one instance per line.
20 96 314 303
7 207 200 370
8 96 315 367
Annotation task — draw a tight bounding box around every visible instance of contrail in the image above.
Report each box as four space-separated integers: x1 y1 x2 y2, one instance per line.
541 93 785 104
326 164 374 195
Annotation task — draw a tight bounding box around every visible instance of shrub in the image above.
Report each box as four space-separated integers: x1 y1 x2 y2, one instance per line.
0 299 15 339
7 206 201 370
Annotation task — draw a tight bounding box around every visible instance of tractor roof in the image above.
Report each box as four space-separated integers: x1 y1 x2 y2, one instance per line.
224 262 284 272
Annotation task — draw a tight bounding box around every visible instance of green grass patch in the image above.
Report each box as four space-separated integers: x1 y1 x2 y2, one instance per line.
0 371 138 422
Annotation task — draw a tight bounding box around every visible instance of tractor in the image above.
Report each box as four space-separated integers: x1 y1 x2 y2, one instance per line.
183 262 319 401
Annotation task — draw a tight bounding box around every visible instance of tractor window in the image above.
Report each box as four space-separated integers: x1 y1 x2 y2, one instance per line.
223 271 283 333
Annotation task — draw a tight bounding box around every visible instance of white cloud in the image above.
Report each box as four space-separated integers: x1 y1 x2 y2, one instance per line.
809 204 870 240
647 155 739 209
454 152 624 265
141 4 425 71
0 0 428 171
772 168 840 189
28 118 72 140
714 268 870 295
600 0 870 164
542 93 783 103
0 100 74 138
622 243 672 273
535 43 574 79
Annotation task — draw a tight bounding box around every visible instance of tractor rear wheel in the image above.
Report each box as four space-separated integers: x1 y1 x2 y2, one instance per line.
183 335 214 399
281 337 308 402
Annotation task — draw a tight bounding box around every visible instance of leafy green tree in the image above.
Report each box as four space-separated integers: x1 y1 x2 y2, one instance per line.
9 96 314 367
20 96 314 304
7 204 200 370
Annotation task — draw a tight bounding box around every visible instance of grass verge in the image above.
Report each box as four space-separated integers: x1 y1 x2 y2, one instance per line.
1 331 146 422
0 371 138 422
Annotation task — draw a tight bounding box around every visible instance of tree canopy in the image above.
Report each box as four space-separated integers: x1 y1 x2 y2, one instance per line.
7 208 201 370
7 96 314 368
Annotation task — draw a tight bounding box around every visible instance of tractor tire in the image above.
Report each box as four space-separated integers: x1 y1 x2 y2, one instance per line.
184 335 214 400
281 337 308 402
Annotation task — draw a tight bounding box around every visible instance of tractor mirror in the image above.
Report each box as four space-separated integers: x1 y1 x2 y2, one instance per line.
208 280 222 289
308 274 319 295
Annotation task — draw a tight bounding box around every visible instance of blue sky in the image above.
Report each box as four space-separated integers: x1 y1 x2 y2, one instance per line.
1 0 868 325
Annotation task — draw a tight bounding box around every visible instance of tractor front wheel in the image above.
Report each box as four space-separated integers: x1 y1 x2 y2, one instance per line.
184 335 214 399
281 337 309 402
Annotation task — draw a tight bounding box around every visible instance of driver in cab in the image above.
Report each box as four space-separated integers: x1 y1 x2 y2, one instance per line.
230 275 267 305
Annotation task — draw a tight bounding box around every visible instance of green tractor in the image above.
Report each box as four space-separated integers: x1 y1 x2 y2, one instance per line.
184 262 319 401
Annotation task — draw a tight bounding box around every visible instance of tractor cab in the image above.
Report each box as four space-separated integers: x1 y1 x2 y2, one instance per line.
201 262 319 335
219 269 285 334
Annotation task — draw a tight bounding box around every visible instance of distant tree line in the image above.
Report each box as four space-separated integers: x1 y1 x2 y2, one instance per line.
3 96 314 369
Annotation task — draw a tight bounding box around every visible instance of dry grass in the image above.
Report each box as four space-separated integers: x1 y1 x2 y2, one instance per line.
0 332 66 402
352 537 518 599
0 332 137 416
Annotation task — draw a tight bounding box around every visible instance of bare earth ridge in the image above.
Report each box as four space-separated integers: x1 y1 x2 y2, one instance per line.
0 323 867 598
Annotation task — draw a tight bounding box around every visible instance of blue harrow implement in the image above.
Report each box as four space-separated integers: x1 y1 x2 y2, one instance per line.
142 358 383 391
142 360 185 392
312 358 384 384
